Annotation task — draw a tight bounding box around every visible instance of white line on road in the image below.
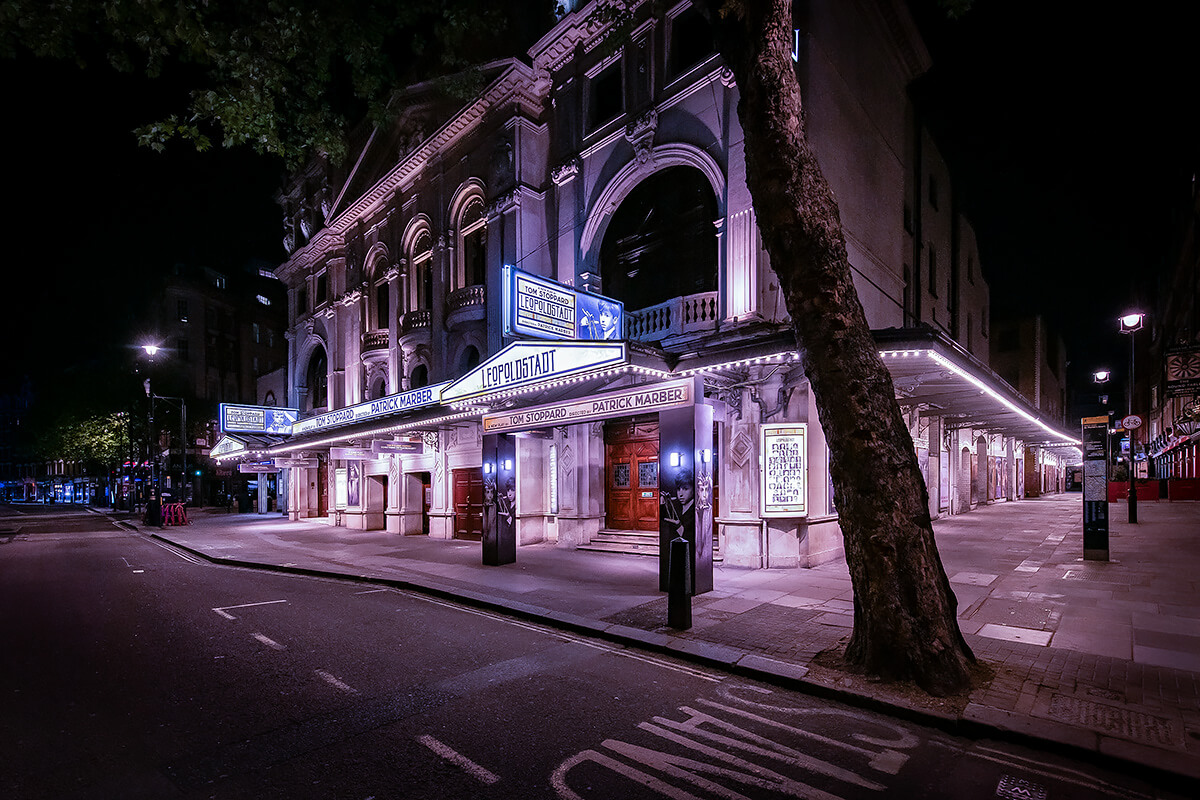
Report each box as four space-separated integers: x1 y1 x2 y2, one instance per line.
251 632 286 651
142 536 204 564
212 599 288 620
354 588 390 595
417 735 500 785
315 669 358 693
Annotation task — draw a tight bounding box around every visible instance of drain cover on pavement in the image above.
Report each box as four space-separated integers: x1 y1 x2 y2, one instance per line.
996 774 1047 800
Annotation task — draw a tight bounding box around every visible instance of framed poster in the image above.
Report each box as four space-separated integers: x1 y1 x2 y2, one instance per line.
761 423 808 518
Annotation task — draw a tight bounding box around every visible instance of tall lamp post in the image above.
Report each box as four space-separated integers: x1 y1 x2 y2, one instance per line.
1119 312 1144 524
141 344 163 526
1094 370 1111 480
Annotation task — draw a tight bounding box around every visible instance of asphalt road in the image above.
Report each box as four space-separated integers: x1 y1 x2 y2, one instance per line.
0 505 1184 799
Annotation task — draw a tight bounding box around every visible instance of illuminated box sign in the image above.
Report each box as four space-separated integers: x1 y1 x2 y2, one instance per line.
483 378 694 434
330 446 374 461
504 266 624 341
442 341 626 403
275 458 318 468
238 460 277 473
761 424 808 518
220 403 298 434
211 436 248 457
291 382 448 436
372 439 423 454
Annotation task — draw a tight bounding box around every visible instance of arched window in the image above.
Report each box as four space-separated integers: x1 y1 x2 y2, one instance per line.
407 228 434 313
455 193 487 290
457 345 480 376
410 363 429 389
599 166 717 310
264 391 277 406
368 373 387 400
371 256 390 330
306 347 328 410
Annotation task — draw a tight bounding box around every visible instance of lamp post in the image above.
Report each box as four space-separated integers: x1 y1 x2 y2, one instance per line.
1094 370 1110 480
141 344 163 526
1118 313 1144 523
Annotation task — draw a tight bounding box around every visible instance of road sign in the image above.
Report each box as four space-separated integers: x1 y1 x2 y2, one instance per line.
1121 414 1143 430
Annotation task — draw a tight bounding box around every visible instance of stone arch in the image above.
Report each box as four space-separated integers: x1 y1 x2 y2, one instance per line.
365 242 392 331
580 143 725 265
448 179 488 291
297 330 330 411
402 215 435 313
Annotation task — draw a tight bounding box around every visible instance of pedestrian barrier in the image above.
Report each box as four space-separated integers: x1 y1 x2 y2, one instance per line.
162 502 190 526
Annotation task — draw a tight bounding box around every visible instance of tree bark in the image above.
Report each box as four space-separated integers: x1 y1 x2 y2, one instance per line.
698 0 974 695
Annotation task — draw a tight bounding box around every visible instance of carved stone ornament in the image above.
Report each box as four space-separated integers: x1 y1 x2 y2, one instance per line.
282 216 296 254
304 318 315 336
487 189 520 218
319 179 332 219
551 159 580 186
720 67 736 88
625 109 658 165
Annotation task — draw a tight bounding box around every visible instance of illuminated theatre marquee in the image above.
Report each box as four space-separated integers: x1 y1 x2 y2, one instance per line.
220 403 299 434
443 341 626 403
483 378 694 434
290 382 448 436
503 266 624 341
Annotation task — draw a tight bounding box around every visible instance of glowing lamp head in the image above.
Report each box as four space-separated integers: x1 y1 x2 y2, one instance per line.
1118 313 1144 334
141 344 160 356
1093 370 1111 383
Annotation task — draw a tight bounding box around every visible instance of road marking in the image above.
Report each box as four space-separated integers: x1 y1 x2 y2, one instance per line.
315 669 358 693
132 569 145 573
212 599 288 620
354 588 389 595
251 632 286 651
417 735 500 785
142 536 205 564
396 591 721 682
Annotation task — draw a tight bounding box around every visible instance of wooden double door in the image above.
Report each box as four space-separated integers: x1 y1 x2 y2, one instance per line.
452 467 483 540
604 417 660 531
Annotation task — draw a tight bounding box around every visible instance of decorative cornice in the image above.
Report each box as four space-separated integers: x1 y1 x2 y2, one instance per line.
551 158 580 186
624 109 657 165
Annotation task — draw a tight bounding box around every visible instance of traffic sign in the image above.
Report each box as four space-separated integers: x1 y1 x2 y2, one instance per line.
1121 414 1143 430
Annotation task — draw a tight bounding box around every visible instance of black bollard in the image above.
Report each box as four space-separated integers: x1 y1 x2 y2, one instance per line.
667 535 693 629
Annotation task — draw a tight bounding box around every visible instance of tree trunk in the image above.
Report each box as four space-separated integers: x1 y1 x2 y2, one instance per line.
698 0 974 695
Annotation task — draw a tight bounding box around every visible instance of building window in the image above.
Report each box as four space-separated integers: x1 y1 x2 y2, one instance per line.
457 345 480 376
315 272 328 306
252 323 260 343
407 228 434 312
456 195 487 290
927 245 937 298
176 338 189 361
306 348 328 410
264 391 277 406
410 364 428 389
177 299 189 322
588 59 623 131
375 282 389 329
668 6 713 76
297 286 308 317
928 175 939 210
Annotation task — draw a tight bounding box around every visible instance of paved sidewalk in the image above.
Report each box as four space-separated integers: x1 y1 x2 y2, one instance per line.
117 494 1199 787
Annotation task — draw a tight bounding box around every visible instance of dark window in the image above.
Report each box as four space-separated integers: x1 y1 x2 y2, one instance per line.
307 348 328 409
297 286 308 316
410 364 428 389
176 338 189 361
316 272 328 305
589 63 623 130
463 227 486 287
599 166 718 311
375 283 389 329
177 299 189 322
458 346 480 376
928 176 939 210
669 7 713 75
927 246 937 297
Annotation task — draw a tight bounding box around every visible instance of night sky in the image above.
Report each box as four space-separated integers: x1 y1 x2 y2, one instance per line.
2 1 1197 412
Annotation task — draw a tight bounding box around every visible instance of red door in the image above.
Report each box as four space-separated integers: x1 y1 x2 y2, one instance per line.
452 468 483 540
604 418 659 531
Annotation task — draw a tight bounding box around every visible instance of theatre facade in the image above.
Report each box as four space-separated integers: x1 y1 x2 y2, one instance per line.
218 1 1079 585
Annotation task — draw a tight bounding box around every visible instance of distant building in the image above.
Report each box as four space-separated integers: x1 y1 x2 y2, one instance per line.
225 1 1075 581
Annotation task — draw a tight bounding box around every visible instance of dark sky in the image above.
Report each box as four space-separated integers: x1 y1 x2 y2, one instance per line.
2 1 1197 408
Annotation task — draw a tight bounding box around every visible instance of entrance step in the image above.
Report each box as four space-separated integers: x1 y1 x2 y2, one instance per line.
576 528 722 560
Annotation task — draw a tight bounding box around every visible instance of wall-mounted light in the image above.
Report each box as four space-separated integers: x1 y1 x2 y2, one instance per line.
669 452 681 467
502 459 513 471
484 462 494 474
700 449 710 464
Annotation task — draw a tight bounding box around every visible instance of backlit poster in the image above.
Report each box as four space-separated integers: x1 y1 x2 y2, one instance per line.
761 424 808 517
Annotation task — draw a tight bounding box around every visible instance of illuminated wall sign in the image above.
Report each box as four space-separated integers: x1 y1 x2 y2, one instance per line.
335 468 348 510
443 341 626 403
330 446 374 461
238 460 277 473
503 266 624 341
220 403 298 434
483 377 693 434
761 423 808 518
275 458 318 468
211 436 248 457
291 382 448 436
372 439 423 455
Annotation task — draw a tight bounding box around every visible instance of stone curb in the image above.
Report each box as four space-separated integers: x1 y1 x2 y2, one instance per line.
138 526 1200 793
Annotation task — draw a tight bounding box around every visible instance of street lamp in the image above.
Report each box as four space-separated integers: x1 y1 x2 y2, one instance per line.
1118 312 1144 523
140 343 163 526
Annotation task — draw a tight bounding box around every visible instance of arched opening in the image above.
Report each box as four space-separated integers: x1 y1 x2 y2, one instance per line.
457 345 480 376
405 224 434 313
456 195 487 291
410 363 429 389
306 346 328 411
368 373 387 400
599 166 717 310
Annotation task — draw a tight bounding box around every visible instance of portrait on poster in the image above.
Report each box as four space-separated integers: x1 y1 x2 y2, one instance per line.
761 423 808 518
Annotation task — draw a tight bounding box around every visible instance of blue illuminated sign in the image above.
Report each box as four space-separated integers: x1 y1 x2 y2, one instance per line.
503 266 623 341
220 404 299 434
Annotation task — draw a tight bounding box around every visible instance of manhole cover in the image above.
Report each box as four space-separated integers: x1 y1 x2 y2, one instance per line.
996 774 1047 800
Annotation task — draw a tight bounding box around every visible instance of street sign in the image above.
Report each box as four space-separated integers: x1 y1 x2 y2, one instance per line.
1121 414 1143 430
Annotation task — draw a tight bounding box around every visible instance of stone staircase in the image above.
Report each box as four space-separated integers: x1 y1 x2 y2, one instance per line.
577 529 721 561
